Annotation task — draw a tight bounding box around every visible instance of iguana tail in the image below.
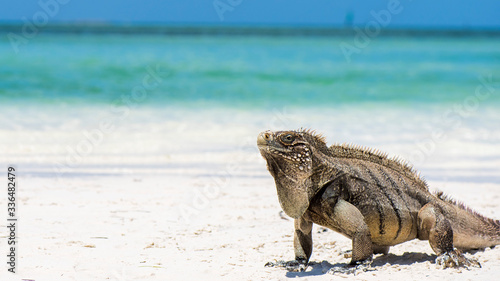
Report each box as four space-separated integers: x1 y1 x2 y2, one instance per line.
436 191 500 250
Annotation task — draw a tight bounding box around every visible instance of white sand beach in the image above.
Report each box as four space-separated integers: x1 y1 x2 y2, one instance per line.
1 105 499 281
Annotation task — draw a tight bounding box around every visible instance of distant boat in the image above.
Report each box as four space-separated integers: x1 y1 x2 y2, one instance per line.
344 10 354 27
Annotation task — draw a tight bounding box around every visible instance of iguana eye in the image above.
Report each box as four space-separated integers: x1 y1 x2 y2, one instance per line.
281 134 295 144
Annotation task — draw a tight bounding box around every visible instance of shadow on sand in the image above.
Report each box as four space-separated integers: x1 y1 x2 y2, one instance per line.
285 252 437 278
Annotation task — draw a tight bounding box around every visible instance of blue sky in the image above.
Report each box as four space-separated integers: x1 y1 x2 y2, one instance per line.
0 0 499 28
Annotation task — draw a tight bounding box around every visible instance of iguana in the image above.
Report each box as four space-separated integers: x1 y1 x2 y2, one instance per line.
257 129 500 273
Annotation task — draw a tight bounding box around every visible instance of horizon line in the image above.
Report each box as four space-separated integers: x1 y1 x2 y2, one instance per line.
1 21 500 37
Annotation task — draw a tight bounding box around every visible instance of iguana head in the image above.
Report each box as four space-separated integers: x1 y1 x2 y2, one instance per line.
257 129 329 218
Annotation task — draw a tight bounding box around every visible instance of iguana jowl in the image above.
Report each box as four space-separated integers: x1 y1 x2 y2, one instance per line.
257 129 500 272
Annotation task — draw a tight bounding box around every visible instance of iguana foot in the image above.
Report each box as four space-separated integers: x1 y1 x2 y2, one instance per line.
326 259 374 275
435 250 481 269
265 258 308 272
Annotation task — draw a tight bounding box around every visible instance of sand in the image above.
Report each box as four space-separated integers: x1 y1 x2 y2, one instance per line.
3 173 499 281
1 106 499 281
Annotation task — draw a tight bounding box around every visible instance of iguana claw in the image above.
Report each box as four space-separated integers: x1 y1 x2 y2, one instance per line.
265 259 308 272
435 250 481 269
326 259 374 275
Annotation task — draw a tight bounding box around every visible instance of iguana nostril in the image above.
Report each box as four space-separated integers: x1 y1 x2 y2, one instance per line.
257 131 272 146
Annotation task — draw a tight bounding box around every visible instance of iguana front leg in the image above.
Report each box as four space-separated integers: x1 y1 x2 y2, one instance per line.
265 216 313 272
293 215 313 264
330 199 373 264
323 199 374 275
418 203 481 269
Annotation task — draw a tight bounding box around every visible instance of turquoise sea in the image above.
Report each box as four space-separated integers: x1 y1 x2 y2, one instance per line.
1 32 499 108
0 29 499 182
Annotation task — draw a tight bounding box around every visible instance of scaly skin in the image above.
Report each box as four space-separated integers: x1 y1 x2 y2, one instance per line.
258 129 500 273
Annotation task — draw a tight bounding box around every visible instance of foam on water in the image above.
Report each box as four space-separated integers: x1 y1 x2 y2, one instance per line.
1 102 499 182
